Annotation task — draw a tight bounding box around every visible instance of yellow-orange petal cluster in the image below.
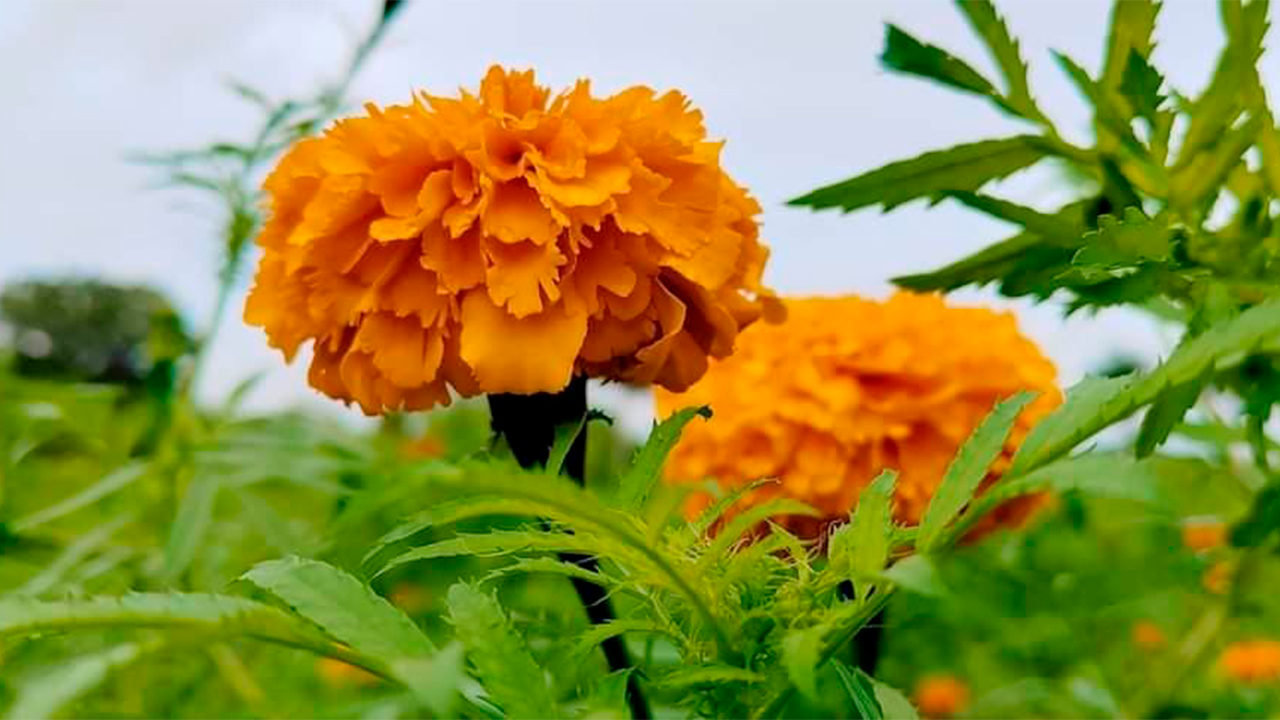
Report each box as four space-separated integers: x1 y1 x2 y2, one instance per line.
1181 517 1227 553
245 66 779 414
913 675 970 718
1219 639 1280 685
656 292 1061 536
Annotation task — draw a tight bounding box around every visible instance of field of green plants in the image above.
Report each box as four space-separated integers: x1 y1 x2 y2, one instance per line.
4 1 1280 718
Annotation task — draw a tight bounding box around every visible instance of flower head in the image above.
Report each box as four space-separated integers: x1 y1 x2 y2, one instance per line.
913 675 970 718
246 66 779 414
1181 517 1226 553
656 292 1060 536
1219 640 1280 685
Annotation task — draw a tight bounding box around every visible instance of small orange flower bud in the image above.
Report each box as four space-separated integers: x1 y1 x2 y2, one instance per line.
1181 518 1226 552
389 583 430 614
1132 621 1166 650
914 674 970 718
400 435 446 460
1219 640 1280 685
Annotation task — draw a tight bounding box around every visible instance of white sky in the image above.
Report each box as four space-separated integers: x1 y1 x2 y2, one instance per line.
0 0 1253 435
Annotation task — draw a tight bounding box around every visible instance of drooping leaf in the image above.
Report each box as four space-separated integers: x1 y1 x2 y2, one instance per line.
445 582 558 720
13 514 133 597
242 557 435 662
918 392 1036 551
614 405 711 511
482 556 618 588
1135 372 1209 457
656 665 766 689
4 641 159 720
880 24 998 100
548 410 610 476
944 192 1082 243
789 136 1048 212
375 529 604 579
955 0 1045 122
571 619 682 667
830 470 897 596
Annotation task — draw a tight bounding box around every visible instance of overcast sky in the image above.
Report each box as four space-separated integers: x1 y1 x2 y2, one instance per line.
0 0 1257 434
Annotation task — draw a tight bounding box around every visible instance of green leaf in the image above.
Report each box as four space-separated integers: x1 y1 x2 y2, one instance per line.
871 678 920 720
14 514 133 597
700 498 821 568
614 406 711 510
163 474 220 581
242 557 435 662
782 626 824 701
657 665 766 688
5 641 159 720
445 582 558 720
918 392 1036 551
880 24 998 100
1009 375 1134 476
986 452 1166 507
1101 0 1160 90
1119 48 1166 122
1135 373 1209 457
548 410 610 476
944 192 1082 243
1071 207 1173 272
375 530 602 579
789 136 1048 212
882 555 948 598
830 470 897 596
578 670 634 720
833 661 883 720
389 642 466 719
1169 114 1262 209
893 232 1052 292
10 462 147 534
955 0 1045 122
571 619 681 667
482 556 618 588
365 494 551 563
1053 51 1150 159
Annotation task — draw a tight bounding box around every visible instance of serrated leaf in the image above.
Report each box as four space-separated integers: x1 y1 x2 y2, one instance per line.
1119 48 1166 122
445 582 558 720
242 557 434 662
833 661 884 720
389 642 465 719
482 556 617 588
14 514 133 597
871 679 920 720
782 626 824 701
1071 207 1173 270
365 494 543 564
955 0 1045 122
578 670 634 720
880 24 998 100
918 392 1036 551
945 192 1082 243
548 410 610 476
1101 0 1160 90
1053 51 1150 159
830 470 896 596
5 641 158 720
571 619 680 667
790 136 1048 212
614 405 711 510
1169 114 1262 209
989 452 1166 507
700 498 821 568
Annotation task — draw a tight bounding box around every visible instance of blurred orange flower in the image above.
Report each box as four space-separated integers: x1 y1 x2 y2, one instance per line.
1181 518 1226 553
656 293 1060 535
1203 560 1233 595
245 66 779 414
914 674 970 718
1220 640 1280 685
1132 621 1166 650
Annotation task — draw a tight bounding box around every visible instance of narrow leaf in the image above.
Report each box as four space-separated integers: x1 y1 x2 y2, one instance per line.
789 136 1048 212
10 462 147 534
242 556 435 662
1135 373 1209 457
782 626 824 701
880 24 998 99
833 661 884 720
163 474 219 581
657 665 765 688
375 530 602 579
1101 0 1160 90
918 392 1036 551
955 0 1045 122
882 555 948 598
615 406 711 510
5 641 158 720
830 471 897 596
945 191 1082 243
445 582 558 720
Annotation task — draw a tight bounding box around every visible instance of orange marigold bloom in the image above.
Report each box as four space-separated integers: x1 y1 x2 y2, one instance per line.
246 66 779 414
1203 560 1233 595
1132 621 1166 650
656 293 1060 535
1181 517 1226 553
913 675 970 718
1219 640 1280 685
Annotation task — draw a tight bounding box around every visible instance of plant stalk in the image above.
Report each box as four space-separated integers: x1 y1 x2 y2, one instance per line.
489 375 651 719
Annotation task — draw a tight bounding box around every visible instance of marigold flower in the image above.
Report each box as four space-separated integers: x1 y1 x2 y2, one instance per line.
1132 621 1166 650
1219 639 1280 685
1181 517 1226 553
657 293 1060 535
913 674 970 718
244 66 778 414
1203 560 1233 595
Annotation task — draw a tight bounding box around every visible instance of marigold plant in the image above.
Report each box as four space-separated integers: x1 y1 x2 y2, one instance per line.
657 292 1060 534
913 675 970 718
245 66 779 414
